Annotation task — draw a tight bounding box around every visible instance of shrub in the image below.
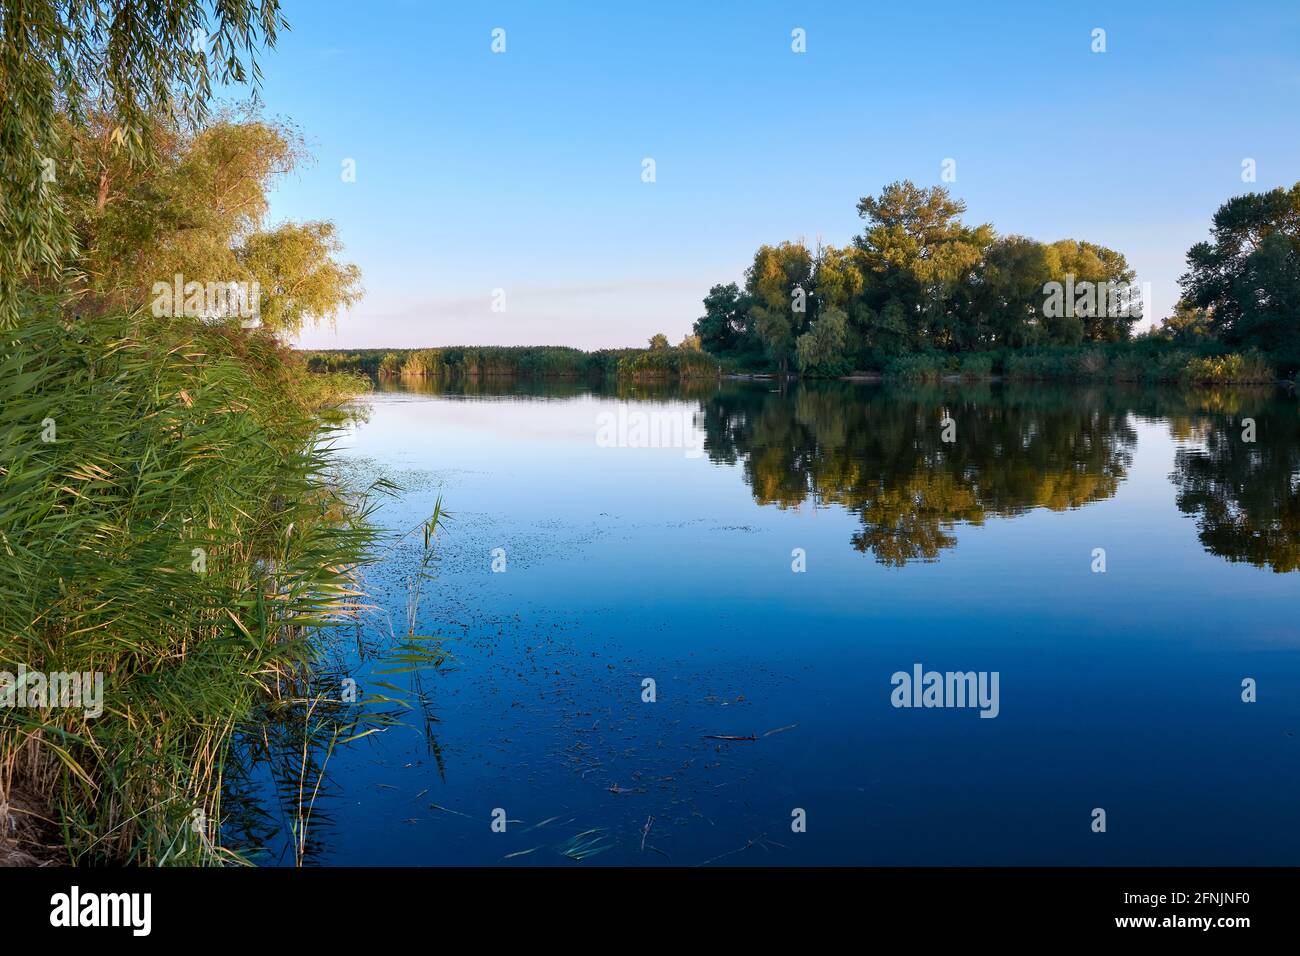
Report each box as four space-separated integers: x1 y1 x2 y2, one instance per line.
883 353 944 382
958 354 994 379
617 346 719 381
1179 351 1275 384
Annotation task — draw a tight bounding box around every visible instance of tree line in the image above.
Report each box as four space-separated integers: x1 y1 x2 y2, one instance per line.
693 181 1300 377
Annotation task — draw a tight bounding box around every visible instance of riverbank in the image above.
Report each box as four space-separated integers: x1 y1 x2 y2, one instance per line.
302 344 719 383
302 341 1298 389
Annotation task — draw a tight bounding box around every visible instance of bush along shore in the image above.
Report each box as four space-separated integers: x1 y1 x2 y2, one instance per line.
876 343 1285 385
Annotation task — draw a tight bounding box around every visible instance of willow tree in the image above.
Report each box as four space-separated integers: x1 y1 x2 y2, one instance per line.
54 110 361 335
747 241 814 373
0 0 286 325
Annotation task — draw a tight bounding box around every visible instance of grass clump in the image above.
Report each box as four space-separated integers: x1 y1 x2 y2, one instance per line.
0 305 378 864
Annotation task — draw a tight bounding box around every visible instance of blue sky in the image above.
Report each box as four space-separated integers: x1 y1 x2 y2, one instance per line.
245 1 1300 350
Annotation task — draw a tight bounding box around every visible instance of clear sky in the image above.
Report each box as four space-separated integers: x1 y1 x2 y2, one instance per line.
246 1 1300 350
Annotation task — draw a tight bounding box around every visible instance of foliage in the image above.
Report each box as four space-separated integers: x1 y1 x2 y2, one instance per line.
617 345 719 381
1180 183 1300 353
795 306 850 376
0 303 377 863
883 353 944 383
46 109 360 335
1150 302 1213 344
1001 342 1274 384
301 344 720 383
240 220 362 336
0 0 286 325
695 282 757 355
1179 352 1275 385
694 181 1141 374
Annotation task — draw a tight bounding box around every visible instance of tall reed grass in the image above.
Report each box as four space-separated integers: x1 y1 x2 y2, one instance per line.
0 303 379 864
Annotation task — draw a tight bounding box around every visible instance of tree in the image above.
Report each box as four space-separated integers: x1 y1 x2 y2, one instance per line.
810 244 865 362
0 0 287 325
648 332 669 350
753 305 797 373
1180 184 1300 352
241 221 362 336
975 236 1053 348
51 110 359 336
810 246 864 308
693 282 754 354
853 181 994 352
795 306 849 375
746 242 813 373
1046 239 1139 342
694 180 1149 371
1153 302 1212 344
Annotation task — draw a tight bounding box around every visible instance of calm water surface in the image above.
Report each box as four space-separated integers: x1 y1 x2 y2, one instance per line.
237 379 1300 865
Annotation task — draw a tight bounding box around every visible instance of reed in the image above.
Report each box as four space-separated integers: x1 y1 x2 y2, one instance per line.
0 302 381 864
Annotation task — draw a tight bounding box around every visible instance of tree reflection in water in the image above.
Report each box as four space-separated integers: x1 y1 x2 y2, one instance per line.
700 380 1299 570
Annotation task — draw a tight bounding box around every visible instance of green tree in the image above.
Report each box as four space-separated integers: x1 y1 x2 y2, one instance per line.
695 180 1151 372
240 221 362 336
1045 239 1139 342
693 282 754 354
1180 183 1300 352
746 241 813 373
1153 302 1212 344
648 332 670 350
975 236 1053 347
753 304 797 373
853 181 994 352
51 110 359 336
0 0 286 325
795 306 849 375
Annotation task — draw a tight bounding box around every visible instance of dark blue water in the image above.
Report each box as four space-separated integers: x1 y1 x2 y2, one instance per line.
233 380 1300 865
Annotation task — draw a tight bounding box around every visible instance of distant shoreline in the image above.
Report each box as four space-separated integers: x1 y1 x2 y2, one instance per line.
300 344 1295 388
